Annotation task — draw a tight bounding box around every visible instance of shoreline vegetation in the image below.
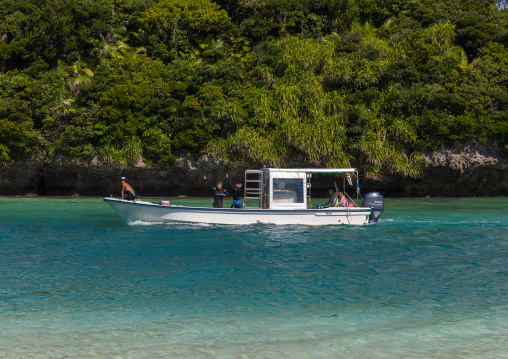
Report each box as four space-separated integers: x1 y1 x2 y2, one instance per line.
1 0 508 196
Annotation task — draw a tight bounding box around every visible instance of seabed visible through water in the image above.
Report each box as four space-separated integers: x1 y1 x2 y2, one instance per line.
1 196 507 358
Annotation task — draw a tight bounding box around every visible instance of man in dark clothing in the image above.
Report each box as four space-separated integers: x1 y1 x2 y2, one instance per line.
226 173 243 208
204 175 229 208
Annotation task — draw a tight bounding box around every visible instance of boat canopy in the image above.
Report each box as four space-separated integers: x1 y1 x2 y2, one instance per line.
263 168 357 174
244 168 359 210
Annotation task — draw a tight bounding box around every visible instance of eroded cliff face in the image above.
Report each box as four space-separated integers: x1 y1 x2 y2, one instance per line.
1 144 507 197
364 143 508 197
0 154 230 197
421 144 508 196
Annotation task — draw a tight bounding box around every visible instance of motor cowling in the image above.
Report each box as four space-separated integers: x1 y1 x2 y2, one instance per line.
362 192 384 223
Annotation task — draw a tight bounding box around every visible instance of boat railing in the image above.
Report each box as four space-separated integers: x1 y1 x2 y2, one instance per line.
244 170 264 208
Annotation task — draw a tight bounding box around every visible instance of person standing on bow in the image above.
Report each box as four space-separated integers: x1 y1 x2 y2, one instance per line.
226 173 243 208
120 177 136 201
204 175 229 208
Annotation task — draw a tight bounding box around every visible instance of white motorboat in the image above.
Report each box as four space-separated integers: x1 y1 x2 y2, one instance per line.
104 168 384 225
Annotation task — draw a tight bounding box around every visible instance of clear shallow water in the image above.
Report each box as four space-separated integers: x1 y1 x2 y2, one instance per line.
1 196 507 358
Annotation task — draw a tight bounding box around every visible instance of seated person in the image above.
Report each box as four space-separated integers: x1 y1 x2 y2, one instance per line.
321 181 339 208
337 191 348 207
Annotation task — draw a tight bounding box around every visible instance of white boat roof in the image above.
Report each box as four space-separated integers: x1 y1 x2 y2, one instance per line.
261 168 357 174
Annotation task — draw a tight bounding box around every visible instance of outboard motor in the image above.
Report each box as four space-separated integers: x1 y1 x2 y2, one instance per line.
362 192 384 223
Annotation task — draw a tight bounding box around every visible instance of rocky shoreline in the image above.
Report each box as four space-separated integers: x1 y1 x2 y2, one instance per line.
1 144 507 198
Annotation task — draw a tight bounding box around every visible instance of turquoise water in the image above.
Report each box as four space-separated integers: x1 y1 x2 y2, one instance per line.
1 197 507 358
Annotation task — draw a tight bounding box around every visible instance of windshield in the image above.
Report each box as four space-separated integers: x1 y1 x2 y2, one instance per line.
272 178 305 204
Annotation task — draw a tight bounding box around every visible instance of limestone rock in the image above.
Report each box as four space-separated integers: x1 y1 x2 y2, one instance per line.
1 143 506 197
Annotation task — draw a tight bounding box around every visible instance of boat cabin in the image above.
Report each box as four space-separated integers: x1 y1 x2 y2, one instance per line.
244 168 359 210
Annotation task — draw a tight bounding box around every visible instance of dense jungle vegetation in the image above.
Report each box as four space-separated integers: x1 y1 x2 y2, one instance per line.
1 0 508 176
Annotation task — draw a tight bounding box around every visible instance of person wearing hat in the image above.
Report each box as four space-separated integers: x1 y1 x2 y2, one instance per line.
120 177 136 201
226 173 243 208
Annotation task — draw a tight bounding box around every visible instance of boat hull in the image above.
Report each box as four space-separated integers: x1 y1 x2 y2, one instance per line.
104 198 372 225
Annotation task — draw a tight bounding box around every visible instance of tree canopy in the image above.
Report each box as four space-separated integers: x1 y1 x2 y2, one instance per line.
1 0 507 176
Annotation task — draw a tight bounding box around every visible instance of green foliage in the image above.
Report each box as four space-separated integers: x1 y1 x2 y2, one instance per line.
454 12 497 58
1 0 508 175
0 93 39 163
0 0 116 70
99 137 142 166
76 55 177 164
139 0 234 61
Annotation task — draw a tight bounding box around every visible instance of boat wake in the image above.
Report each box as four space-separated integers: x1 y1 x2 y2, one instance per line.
127 220 164 226
127 220 214 227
